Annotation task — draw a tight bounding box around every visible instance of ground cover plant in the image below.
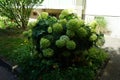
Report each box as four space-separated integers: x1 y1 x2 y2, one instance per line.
0 28 25 63
19 10 108 80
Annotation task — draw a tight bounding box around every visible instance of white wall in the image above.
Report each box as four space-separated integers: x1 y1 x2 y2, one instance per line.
85 0 120 38
85 15 120 38
105 17 120 38
86 0 120 16
40 0 76 9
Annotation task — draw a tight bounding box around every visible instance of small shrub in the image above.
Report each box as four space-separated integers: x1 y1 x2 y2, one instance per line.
21 10 108 80
0 16 18 29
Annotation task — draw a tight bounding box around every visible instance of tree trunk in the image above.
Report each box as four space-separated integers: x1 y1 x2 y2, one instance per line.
21 20 28 30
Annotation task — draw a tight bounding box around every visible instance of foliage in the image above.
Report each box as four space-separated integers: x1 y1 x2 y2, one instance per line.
41 47 108 80
56 39 66 48
42 67 95 80
0 9 108 80
95 16 107 28
40 38 51 49
94 16 107 34
31 9 106 68
0 20 5 29
42 48 54 57
21 10 108 80
84 47 108 66
0 16 18 29
66 40 76 50
0 0 44 29
0 28 24 62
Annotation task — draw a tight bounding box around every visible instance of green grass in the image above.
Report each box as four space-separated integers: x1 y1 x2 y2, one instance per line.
0 28 24 63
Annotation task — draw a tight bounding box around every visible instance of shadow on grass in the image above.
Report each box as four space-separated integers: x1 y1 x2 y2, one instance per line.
0 28 24 63
0 28 23 37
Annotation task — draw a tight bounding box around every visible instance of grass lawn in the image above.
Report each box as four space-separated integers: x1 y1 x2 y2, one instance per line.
0 28 24 63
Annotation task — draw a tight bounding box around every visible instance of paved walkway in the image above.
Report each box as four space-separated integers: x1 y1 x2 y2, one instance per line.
0 66 17 80
101 35 120 80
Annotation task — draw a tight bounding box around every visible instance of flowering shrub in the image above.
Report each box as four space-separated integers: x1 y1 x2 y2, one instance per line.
21 10 108 80
26 10 105 69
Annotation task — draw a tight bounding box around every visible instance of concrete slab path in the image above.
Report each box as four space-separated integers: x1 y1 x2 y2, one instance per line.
0 66 17 80
101 35 120 80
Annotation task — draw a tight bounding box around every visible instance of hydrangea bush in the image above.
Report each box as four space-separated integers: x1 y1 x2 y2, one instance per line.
24 10 105 69
21 10 109 80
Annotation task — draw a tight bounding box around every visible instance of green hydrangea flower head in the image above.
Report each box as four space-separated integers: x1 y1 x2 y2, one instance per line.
27 21 37 29
66 19 80 31
42 48 54 57
66 40 76 50
59 9 70 19
89 20 98 29
66 30 75 38
89 33 97 41
59 14 64 19
39 12 49 19
96 38 105 47
40 38 51 48
51 16 57 21
59 19 67 26
76 27 87 38
47 26 52 33
78 19 84 27
60 35 70 42
55 39 66 48
53 23 63 33
49 16 57 25
91 28 97 33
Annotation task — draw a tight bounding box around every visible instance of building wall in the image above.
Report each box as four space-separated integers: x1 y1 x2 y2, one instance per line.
41 0 76 9
30 9 43 19
105 17 120 38
85 0 120 38
30 0 83 19
75 0 82 16
30 9 62 19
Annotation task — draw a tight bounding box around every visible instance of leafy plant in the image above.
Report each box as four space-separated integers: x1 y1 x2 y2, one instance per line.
0 20 5 29
0 16 18 29
0 0 44 29
84 47 108 67
95 16 107 28
94 16 107 34
21 10 108 80
42 67 95 80
28 9 106 68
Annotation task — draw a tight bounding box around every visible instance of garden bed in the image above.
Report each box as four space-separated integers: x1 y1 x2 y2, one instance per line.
0 10 109 80
1 53 110 79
